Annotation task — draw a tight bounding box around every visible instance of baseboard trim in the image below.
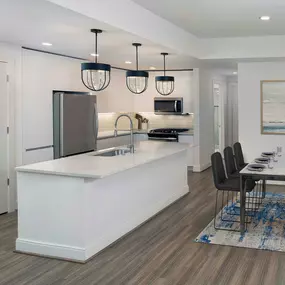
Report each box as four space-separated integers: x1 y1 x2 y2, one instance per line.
16 239 86 262
193 162 211 173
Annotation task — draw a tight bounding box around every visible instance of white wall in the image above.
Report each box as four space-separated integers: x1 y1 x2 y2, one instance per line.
22 49 89 164
239 62 285 162
201 36 285 59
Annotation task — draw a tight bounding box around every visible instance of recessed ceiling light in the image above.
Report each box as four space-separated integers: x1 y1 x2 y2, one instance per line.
42 42 52 46
150 66 156 70
125 61 132 64
260 16 270 21
233 71 238 75
90 53 99 57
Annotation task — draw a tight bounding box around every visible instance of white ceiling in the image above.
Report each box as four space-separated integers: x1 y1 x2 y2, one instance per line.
0 0 195 69
132 0 285 38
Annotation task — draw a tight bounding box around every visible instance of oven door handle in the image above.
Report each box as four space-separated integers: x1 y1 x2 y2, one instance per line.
174 100 178 112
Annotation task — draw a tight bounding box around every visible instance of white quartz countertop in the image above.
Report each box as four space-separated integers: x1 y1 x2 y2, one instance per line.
16 141 188 179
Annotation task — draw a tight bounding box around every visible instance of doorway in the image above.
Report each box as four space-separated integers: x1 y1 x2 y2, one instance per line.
0 62 8 214
213 81 225 153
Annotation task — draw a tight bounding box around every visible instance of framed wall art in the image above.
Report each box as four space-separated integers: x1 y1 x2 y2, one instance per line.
261 80 285 135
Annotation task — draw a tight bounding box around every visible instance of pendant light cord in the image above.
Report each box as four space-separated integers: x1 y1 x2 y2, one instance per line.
163 54 166 76
95 31 98 64
136 45 139 70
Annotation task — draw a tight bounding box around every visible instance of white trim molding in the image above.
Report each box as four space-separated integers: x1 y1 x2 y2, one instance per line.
193 162 211 173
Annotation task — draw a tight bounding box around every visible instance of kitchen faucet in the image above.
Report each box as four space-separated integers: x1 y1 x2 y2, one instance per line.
114 114 135 153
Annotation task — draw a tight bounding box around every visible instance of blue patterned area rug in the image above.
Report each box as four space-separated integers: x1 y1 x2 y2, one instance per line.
195 192 285 252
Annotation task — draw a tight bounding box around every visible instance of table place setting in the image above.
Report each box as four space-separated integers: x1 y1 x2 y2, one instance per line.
247 163 266 172
254 157 270 164
246 147 283 172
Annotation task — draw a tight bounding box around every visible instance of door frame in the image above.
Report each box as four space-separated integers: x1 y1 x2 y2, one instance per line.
0 44 22 214
0 61 9 214
213 79 226 153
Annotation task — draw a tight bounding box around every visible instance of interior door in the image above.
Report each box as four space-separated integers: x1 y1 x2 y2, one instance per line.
0 62 8 214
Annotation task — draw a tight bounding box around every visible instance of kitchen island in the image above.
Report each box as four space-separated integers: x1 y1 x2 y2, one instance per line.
16 141 189 262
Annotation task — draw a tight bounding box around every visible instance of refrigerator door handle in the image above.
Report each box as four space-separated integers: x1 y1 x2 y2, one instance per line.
59 93 64 157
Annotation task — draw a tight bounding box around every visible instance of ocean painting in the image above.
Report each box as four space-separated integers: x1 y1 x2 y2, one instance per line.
261 81 285 134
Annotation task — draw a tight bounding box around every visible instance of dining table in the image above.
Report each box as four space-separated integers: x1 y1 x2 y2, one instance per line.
239 153 285 235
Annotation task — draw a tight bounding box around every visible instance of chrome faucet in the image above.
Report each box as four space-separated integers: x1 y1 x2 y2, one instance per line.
114 114 135 153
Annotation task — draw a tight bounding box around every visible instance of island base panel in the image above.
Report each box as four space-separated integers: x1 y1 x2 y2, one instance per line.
16 150 189 262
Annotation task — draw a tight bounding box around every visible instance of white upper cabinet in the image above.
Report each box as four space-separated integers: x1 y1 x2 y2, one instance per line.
22 49 88 150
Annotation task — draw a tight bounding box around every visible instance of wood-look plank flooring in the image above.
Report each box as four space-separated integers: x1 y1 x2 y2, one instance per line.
1 169 285 285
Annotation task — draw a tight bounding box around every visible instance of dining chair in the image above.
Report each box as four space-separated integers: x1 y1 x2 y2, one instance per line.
233 142 248 171
225 145 263 206
224 146 239 179
211 152 256 231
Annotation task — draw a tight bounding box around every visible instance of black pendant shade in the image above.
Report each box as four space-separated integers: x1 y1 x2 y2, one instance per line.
81 29 111 92
155 53 175 96
126 43 149 94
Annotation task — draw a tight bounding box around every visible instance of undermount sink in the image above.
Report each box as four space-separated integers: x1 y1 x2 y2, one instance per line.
93 148 131 157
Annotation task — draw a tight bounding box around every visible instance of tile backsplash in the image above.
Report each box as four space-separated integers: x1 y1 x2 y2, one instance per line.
98 112 194 131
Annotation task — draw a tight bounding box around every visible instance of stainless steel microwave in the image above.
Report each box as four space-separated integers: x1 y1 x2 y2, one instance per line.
154 97 183 115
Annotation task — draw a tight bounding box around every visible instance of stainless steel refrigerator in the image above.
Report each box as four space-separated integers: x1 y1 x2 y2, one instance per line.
53 91 98 159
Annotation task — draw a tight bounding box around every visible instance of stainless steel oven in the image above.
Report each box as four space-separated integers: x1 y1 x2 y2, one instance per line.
154 97 183 115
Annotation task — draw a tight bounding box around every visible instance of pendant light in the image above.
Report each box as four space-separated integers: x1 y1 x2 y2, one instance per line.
155 53 174 96
81 29 111 92
126 43 149 94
